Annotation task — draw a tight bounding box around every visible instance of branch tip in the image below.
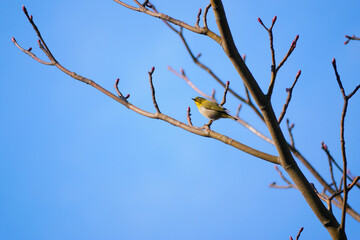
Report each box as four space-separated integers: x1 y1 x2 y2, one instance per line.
11 37 16 42
321 141 328 150
272 15 277 23
292 35 299 47
180 67 185 76
149 66 155 74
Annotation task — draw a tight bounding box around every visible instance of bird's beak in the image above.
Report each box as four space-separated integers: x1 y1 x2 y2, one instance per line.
191 98 195 101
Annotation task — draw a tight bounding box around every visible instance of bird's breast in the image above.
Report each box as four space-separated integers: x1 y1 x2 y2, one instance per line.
199 106 221 120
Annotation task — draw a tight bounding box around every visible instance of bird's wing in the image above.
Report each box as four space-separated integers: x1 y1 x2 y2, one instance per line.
202 101 228 112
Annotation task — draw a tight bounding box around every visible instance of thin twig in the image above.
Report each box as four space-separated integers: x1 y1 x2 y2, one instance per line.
220 81 230 106
203 4 211 29
167 66 213 100
113 0 222 43
114 78 130 101
321 141 359 189
329 176 360 202
296 227 304 240
11 38 54 65
269 165 297 189
324 142 338 191
235 104 242 118
347 170 360 188
258 16 299 98
276 35 299 72
278 70 301 124
148 66 161 113
332 58 360 231
195 8 201 28
286 119 295 147
187 107 193 126
344 34 360 45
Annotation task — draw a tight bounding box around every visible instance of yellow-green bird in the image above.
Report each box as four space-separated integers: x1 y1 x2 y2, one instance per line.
192 97 237 121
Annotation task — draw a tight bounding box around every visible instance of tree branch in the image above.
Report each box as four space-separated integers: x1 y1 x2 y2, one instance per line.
278 70 301 124
148 67 161 113
113 0 222 43
167 66 214 100
219 81 230 106
332 58 360 232
13 5 280 166
168 67 274 144
210 1 343 238
344 35 360 45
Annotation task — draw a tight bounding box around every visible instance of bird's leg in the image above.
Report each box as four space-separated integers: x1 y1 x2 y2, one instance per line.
203 119 213 129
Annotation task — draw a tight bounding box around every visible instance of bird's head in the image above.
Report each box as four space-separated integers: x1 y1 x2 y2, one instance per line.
192 97 206 107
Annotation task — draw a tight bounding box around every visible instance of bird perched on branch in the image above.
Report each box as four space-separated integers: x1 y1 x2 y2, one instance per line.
192 97 237 121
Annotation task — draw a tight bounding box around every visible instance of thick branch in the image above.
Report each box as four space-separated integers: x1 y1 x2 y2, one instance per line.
210 1 343 238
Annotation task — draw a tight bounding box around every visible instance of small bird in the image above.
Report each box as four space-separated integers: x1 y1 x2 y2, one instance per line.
192 97 237 121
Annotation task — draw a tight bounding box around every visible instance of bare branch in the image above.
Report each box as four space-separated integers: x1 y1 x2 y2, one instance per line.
21 5 56 62
187 107 193 126
148 67 161 113
168 68 273 144
332 58 346 99
219 81 230 106
329 176 360 202
195 8 202 28
296 227 304 240
11 37 54 65
160 11 264 121
258 15 299 98
289 227 304 240
167 66 213 100
114 78 130 101
344 34 360 45
278 70 301 124
203 4 212 29
210 2 342 236
269 165 297 189
276 35 299 72
235 104 242 118
332 58 360 231
113 0 222 43
348 170 360 188
13 5 280 165
321 141 359 190
286 119 295 147
322 142 338 191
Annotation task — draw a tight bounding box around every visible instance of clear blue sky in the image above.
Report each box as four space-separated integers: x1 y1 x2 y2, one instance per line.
1 0 360 239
